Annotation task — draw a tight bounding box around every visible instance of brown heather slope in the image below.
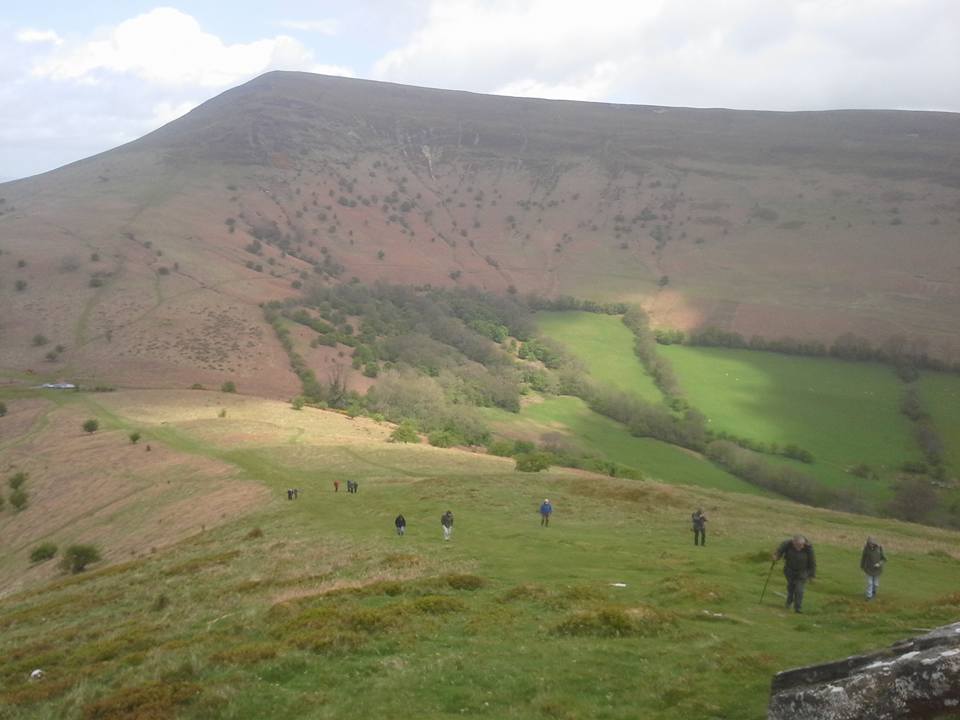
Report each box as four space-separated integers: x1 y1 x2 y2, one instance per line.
1 71 959 395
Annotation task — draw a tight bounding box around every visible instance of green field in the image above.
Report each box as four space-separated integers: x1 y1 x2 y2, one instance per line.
657 345 925 500
480 395 763 496
2 389 960 719
535 311 662 402
919 372 960 472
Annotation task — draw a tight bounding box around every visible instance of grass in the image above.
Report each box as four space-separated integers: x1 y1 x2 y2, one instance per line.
1 389 959 719
480 395 762 496
658 345 924 503
918 371 960 472
536 311 662 403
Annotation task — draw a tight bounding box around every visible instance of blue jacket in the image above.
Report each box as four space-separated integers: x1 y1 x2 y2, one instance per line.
540 502 553 515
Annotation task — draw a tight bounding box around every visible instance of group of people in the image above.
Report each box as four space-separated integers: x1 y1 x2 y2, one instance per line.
388 501 549 541
285 488 301 500
689 508 886 612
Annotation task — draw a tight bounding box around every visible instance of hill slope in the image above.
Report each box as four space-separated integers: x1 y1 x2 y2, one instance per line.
1 72 959 394
2 388 960 719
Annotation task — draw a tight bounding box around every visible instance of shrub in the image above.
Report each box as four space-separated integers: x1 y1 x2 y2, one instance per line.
218 409 227 418
30 543 58 563
515 451 552 472
60 544 102 573
221 381 236 393
129 431 141 444
245 527 264 540
190 383 204 390
487 439 515 457
291 396 305 410
82 418 99 434
10 488 28 511
32 334 48 346
15 279 26 291
390 420 419 443
8 471 27 489
0 401 6 416
428 430 460 448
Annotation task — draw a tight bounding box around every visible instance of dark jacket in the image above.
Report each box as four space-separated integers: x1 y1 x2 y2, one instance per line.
860 543 886 576
776 540 816 580
441 512 454 528
395 514 406 528
692 512 706 530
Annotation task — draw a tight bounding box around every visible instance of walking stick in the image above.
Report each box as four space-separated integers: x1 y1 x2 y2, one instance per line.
759 558 777 604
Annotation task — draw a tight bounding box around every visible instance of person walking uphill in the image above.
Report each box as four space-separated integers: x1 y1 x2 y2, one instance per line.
539 498 553 527
395 513 406 537
692 508 707 546
773 535 816 613
441 510 454 541
860 536 886 600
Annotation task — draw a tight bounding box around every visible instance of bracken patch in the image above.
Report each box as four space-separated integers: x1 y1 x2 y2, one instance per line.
81 681 202 720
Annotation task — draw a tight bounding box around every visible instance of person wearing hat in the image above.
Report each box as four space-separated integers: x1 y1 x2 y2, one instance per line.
539 498 553 527
860 536 886 600
772 534 816 613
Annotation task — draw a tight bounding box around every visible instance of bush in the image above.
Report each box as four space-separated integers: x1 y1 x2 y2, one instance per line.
291 396 305 410
32 334 48 346
30 543 58 563
60 544 102 573
487 439 515 457
428 430 461 448
390 420 419 443
221 381 236 393
0 401 6 417
129 431 141 444
10 488 28 511
8 471 27 490
515 451 552 472
82 418 99 434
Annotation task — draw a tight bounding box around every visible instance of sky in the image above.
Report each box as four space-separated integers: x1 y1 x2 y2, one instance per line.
2 0 959 181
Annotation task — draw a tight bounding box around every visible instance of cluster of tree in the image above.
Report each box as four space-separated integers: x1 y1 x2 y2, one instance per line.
486 437 641 478
900 381 947 482
622 307 682 400
526 295 629 315
704 441 863 512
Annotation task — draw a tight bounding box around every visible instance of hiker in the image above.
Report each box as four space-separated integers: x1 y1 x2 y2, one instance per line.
441 510 454 541
692 508 707 546
539 498 553 527
334 480 340 493
286 489 293 500
772 535 816 613
292 488 299 500
860 536 886 600
395 513 406 536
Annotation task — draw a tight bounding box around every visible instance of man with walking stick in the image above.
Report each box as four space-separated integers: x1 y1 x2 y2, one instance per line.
771 535 816 613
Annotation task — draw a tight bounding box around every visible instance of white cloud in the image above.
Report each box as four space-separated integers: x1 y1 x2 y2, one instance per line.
310 64 356 78
16 28 63 45
275 19 340 35
30 7 323 87
374 0 960 111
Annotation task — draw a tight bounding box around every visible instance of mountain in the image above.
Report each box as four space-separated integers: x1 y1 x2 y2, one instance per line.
2 71 959 394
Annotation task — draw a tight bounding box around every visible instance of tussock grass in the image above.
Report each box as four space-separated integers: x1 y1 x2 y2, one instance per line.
80 681 202 720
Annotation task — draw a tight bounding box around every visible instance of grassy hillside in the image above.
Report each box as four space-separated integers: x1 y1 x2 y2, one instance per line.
479 395 761 496
535 312 662 403
2 388 960 719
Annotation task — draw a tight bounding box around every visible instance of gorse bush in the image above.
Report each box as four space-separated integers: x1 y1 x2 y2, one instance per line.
9 488 28 511
60 544 102 573
82 419 99 434
129 431 141 444
29 543 58 563
8 471 27 490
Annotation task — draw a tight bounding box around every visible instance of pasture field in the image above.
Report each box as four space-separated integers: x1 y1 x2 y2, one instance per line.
656 345 925 502
534 311 662 403
918 372 960 472
480 395 763 496
1 389 960 719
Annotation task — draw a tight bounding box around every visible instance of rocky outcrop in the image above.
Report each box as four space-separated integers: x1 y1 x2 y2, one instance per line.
768 622 960 719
